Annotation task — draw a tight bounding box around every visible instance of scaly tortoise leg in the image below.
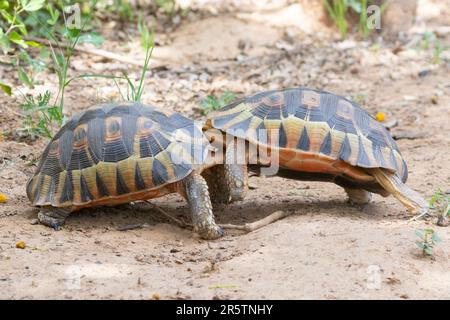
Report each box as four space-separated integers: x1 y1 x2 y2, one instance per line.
181 172 224 239
224 141 249 202
345 188 372 205
368 168 429 215
202 165 232 204
37 206 72 230
202 141 249 204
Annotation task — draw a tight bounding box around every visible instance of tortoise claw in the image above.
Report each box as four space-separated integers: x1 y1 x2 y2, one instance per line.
37 208 70 230
197 224 224 240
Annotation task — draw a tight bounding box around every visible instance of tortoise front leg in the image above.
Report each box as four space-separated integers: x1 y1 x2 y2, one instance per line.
202 140 249 204
181 172 224 239
37 206 72 230
223 139 248 202
202 165 232 204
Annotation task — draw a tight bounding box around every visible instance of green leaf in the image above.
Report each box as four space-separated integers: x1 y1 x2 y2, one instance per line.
25 40 42 47
46 12 60 25
0 30 10 54
0 9 14 24
431 233 441 243
21 0 45 12
0 82 12 95
415 242 425 249
78 32 104 47
46 3 60 25
14 15 28 36
39 46 50 59
18 67 33 88
63 28 81 40
0 0 9 10
219 91 236 105
138 14 154 50
9 31 28 48
424 247 433 256
415 230 424 239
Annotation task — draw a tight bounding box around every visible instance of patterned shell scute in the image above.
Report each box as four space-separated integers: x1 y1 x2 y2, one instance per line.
208 87 407 180
27 102 209 207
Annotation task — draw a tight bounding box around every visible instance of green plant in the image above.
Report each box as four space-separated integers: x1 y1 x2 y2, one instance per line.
418 31 450 64
0 0 44 55
431 41 449 64
323 0 385 39
112 0 133 21
429 189 450 222
2 0 156 139
323 0 349 38
20 90 61 138
415 229 441 256
113 14 154 102
0 81 12 95
10 0 101 138
353 93 367 105
201 91 237 115
155 0 176 15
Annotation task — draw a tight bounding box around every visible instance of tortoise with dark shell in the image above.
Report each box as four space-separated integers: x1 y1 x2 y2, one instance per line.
204 87 428 214
26 102 237 239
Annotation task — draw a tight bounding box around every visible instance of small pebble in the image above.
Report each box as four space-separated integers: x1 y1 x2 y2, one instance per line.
30 219 39 225
418 69 431 77
16 241 26 249
151 293 161 300
430 95 438 105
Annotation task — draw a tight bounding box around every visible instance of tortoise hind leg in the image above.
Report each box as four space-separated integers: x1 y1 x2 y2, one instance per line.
368 168 428 213
37 207 72 230
181 172 224 240
344 188 372 205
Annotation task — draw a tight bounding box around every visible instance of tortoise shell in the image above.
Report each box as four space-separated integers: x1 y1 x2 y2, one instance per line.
206 87 407 183
27 102 209 209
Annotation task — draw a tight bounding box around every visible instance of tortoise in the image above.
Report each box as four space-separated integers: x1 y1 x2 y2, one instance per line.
203 87 428 214
26 102 236 240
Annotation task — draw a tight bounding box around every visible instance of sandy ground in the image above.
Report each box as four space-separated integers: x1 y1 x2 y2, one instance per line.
0 0 449 299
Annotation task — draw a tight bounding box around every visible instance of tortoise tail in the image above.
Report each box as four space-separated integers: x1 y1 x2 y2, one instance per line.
368 168 428 213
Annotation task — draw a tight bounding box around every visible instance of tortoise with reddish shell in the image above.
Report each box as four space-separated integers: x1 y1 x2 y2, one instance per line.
26 102 228 239
204 87 428 214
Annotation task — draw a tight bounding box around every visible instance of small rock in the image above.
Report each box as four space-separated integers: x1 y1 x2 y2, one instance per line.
437 215 449 227
418 69 431 77
172 15 181 25
383 120 398 129
430 95 438 105
403 95 417 101
199 73 210 82
16 241 26 249
135 254 145 262
150 293 160 300
392 131 425 140
30 219 39 225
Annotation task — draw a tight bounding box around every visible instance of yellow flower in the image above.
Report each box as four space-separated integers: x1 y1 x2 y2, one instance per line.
0 193 8 203
375 112 386 122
